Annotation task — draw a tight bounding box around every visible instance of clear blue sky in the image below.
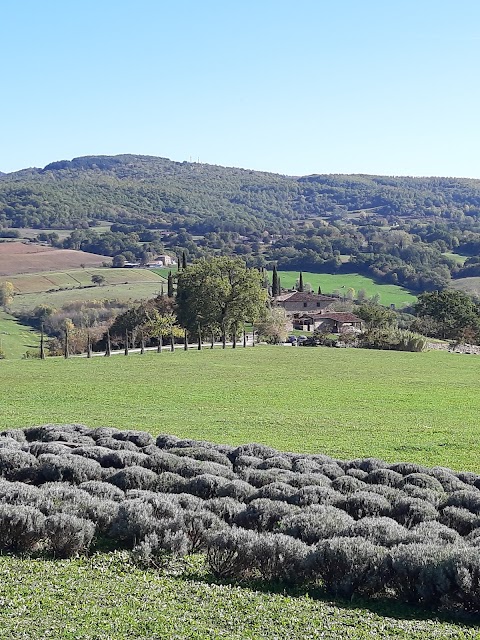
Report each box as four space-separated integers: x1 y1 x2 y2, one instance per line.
2 0 479 177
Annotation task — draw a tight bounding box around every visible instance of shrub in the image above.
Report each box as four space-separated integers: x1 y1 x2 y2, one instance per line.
170 492 205 511
364 484 403 502
26 442 72 457
155 434 181 449
156 472 187 493
231 443 279 461
291 457 330 474
400 473 445 493
346 517 410 547
95 437 139 452
306 537 389 599
0 480 43 508
445 548 480 612
217 479 256 502
107 466 158 491
205 527 260 579
341 491 391 520
234 498 300 532
331 476 366 495
278 505 354 543
36 454 102 484
132 528 189 566
389 462 429 475
142 450 181 474
257 456 292 471
442 490 480 515
184 474 231 499
183 508 225 552
456 471 480 487
0 504 46 552
205 497 245 524
317 463 344 480
251 532 311 584
169 447 232 468
0 449 38 481
0 429 27 443
288 485 343 507
100 450 148 469
250 482 296 503
112 430 154 448
287 473 331 489
0 437 22 450
410 521 461 546
388 544 454 606
240 468 294 488
439 506 480 536
366 468 403 487
45 513 95 558
392 497 439 528
346 458 388 473
109 498 158 544
79 480 125 502
401 485 445 507
232 455 262 472
466 528 480 546
346 468 369 481
427 468 469 493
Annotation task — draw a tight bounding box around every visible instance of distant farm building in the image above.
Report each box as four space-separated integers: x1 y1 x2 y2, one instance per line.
292 312 364 333
275 291 336 314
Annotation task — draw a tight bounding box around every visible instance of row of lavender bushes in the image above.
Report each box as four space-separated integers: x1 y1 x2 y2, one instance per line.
0 424 478 613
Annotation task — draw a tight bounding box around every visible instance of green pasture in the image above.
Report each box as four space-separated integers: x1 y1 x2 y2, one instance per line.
1 346 479 472
9 268 166 313
1 346 480 638
0 311 40 359
0 553 476 640
276 271 416 308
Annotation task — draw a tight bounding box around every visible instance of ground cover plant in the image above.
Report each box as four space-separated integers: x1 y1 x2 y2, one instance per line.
0 423 479 620
1 347 480 471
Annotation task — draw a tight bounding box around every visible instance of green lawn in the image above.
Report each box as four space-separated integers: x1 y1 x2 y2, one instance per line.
0 310 40 359
277 271 416 308
0 553 476 640
1 346 479 472
1 346 480 638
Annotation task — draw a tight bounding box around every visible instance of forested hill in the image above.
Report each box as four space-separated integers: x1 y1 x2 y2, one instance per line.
2 154 480 231
3 154 480 293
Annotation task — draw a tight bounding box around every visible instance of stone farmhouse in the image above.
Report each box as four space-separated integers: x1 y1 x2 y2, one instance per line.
274 291 364 334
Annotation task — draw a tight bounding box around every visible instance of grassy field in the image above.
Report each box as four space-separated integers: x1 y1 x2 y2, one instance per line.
9 268 166 313
0 310 40 358
451 277 480 297
276 271 416 307
1 346 479 472
0 553 477 640
1 346 480 638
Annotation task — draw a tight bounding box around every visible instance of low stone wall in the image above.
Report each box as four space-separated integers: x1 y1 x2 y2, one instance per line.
427 341 480 354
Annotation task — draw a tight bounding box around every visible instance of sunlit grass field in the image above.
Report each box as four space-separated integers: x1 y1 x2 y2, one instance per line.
2 346 480 638
0 310 40 359
2 346 479 472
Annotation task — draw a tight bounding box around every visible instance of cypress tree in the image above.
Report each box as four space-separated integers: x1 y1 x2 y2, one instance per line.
182 251 187 270
177 254 182 272
167 271 174 298
105 329 111 356
272 265 279 296
318 285 322 295
87 332 92 358
298 271 304 292
64 328 69 359
40 323 45 360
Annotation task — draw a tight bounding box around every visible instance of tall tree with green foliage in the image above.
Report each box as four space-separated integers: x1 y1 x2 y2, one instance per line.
298 272 304 292
356 303 397 330
414 290 480 341
176 257 267 345
167 271 174 298
182 251 187 270
272 265 279 296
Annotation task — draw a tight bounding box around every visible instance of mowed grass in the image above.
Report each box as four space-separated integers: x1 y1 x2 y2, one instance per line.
277 271 416 308
0 311 40 358
0 553 477 640
2 346 480 472
2 347 480 639
9 268 166 312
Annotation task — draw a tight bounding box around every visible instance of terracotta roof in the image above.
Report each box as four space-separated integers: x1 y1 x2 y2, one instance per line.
316 312 363 323
277 292 336 303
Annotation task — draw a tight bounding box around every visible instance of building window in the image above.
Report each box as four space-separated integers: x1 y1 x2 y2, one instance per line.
303 302 307 308
316 302 320 307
